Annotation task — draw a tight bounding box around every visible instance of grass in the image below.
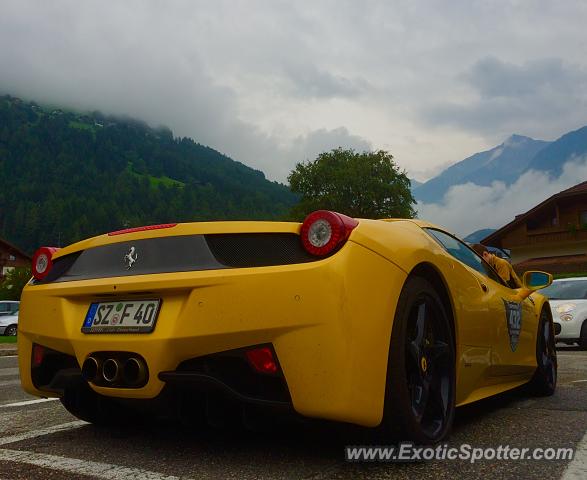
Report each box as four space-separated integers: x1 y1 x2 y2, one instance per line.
126 163 185 188
553 272 587 279
0 336 17 344
146 174 185 188
68 120 95 131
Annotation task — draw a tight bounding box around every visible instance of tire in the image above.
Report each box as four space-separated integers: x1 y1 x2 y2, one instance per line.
383 276 456 444
580 321 587 350
60 379 140 426
528 306 557 396
4 325 17 336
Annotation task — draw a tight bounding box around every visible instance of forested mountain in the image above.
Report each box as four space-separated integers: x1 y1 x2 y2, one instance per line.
0 96 297 253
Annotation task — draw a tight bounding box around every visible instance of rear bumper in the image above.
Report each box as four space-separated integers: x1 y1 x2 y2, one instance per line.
18 240 407 427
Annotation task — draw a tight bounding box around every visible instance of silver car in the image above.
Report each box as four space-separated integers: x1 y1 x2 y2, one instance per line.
0 301 19 336
540 277 587 348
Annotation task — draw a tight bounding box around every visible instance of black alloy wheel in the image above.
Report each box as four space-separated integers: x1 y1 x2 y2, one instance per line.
529 307 557 396
384 276 456 444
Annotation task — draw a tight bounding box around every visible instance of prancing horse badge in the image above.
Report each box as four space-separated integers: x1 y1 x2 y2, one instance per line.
124 246 138 270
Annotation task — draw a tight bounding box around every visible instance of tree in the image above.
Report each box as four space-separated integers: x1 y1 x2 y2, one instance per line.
0 266 32 301
288 148 416 219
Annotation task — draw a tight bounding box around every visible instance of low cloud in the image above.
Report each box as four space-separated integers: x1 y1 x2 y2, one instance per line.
417 156 587 237
423 57 587 141
0 1 373 182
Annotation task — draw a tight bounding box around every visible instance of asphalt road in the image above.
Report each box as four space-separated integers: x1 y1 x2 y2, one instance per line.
0 347 586 479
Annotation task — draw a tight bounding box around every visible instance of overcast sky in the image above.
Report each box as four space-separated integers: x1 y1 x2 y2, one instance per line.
2 0 587 184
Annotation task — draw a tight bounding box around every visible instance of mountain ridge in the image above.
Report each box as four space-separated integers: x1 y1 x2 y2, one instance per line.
413 134 551 204
0 95 297 253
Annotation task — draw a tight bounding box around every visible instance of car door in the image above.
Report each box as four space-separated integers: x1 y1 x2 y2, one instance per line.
426 229 537 377
426 229 495 347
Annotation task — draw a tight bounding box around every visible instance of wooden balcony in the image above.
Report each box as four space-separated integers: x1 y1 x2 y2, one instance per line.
504 228 587 248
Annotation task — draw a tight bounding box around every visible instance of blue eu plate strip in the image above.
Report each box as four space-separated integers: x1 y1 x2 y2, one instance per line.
84 303 99 328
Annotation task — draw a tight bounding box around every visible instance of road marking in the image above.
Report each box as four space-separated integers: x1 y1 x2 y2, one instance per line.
0 355 18 358
562 429 587 479
0 421 87 446
571 380 587 384
0 448 184 480
0 380 21 387
0 398 59 408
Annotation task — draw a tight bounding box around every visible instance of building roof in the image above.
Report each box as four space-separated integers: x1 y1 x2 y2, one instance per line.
482 180 587 247
0 237 31 260
513 253 587 275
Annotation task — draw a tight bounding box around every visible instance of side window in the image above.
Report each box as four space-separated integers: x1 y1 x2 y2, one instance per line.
0 303 9 315
11 303 19 313
425 229 505 285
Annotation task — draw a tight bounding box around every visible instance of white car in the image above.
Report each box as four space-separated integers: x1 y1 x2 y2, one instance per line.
539 277 587 348
0 311 18 336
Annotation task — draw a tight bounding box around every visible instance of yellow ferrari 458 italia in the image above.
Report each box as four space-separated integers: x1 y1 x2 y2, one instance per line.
18 211 556 443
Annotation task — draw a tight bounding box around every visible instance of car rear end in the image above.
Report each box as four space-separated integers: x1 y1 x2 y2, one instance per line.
18 215 408 427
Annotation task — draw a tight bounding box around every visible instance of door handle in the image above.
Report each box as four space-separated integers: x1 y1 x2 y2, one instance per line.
480 282 488 293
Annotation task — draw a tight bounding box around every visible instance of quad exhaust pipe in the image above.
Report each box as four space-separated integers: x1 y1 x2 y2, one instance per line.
123 357 147 386
81 356 101 383
102 358 122 383
81 355 147 387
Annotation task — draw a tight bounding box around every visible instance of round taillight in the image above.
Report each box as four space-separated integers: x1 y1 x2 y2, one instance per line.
32 247 59 280
300 210 359 256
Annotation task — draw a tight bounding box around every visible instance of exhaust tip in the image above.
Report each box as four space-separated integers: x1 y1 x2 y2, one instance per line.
123 357 147 386
81 357 100 382
102 358 121 383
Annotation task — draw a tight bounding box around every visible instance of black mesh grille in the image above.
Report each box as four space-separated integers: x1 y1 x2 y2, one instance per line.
205 233 315 267
34 233 319 284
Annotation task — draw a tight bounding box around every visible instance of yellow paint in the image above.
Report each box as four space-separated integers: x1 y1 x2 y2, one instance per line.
18 218 551 427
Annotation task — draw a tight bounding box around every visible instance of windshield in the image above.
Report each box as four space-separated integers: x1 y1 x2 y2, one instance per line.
539 280 587 300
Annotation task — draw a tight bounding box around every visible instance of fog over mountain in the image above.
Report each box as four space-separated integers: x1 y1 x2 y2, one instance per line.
417 156 587 237
2 1 587 181
413 135 550 204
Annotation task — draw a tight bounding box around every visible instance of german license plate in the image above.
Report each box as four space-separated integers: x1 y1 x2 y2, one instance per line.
82 299 161 333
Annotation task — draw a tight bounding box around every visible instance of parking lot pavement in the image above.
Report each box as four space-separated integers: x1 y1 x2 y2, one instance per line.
0 344 17 357
0 349 586 480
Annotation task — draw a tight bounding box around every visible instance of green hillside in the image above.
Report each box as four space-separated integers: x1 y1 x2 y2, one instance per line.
0 96 297 253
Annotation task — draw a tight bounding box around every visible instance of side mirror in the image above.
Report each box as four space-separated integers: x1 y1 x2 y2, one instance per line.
522 271 553 290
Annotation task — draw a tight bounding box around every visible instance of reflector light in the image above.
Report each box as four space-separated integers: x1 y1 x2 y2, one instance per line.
300 210 359 256
32 344 45 368
32 247 59 280
246 347 278 374
108 223 178 236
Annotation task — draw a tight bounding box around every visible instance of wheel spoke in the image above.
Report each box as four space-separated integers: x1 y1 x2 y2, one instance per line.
408 340 421 365
428 341 449 362
411 376 430 419
414 302 427 345
428 369 449 416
